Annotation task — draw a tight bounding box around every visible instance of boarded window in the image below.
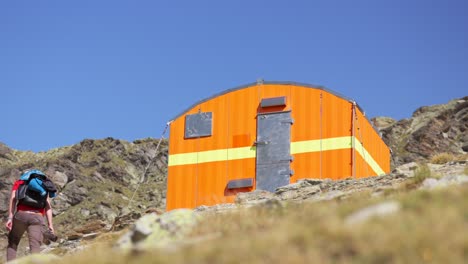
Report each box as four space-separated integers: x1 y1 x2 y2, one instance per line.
185 112 213 138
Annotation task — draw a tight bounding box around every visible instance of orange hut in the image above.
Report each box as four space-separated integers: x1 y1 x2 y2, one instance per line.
166 81 390 210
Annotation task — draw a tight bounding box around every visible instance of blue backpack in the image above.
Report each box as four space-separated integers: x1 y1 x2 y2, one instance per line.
17 170 57 208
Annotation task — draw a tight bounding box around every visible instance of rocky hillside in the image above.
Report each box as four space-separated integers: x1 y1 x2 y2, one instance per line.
0 96 467 263
372 96 468 166
0 137 168 257
1 96 465 223
7 161 467 264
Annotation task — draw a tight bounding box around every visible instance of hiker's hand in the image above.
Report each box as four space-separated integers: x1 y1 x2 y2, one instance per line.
5 218 12 231
48 225 54 234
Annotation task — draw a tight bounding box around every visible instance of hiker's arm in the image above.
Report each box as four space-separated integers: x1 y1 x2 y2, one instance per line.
5 191 16 231
45 198 54 233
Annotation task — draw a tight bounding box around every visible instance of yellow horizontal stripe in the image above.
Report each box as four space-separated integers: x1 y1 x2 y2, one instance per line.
169 152 198 166
228 146 257 160
168 136 385 176
168 146 256 166
290 136 352 154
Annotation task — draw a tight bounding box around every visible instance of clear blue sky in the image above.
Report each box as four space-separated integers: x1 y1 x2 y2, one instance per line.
1 0 467 152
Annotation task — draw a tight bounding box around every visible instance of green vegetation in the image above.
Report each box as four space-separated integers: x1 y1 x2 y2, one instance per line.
401 163 433 190
53 179 165 234
413 163 432 179
53 184 468 264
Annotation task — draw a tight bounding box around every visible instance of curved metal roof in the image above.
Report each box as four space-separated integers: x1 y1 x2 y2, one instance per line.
170 81 366 122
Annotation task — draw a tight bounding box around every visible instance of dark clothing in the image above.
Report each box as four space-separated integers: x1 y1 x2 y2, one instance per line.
42 178 57 193
7 211 45 261
12 180 46 215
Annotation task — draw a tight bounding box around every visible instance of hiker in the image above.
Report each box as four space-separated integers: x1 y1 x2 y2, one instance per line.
5 170 57 261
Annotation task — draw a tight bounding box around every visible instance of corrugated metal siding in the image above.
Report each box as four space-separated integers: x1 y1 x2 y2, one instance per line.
226 87 257 198
322 149 353 180
197 161 228 206
321 91 353 139
289 86 321 183
353 108 391 177
166 164 196 209
258 84 291 114
315 90 353 180
166 83 390 210
290 152 321 181
290 86 321 142
197 94 229 152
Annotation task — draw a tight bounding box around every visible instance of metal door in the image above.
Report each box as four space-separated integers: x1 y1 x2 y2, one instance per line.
255 111 293 192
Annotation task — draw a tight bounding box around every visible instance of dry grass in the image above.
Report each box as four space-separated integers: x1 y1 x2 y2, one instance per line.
413 163 432 179
430 152 455 164
430 153 468 164
54 184 468 264
402 163 432 190
455 153 468 162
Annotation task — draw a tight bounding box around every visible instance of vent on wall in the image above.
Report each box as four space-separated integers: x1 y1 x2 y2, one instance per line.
261 96 286 108
227 178 253 189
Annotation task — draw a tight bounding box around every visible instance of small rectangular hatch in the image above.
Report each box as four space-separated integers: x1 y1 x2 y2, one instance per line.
227 178 254 189
260 96 286 108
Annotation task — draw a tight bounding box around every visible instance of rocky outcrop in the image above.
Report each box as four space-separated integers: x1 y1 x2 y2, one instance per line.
0 137 168 260
230 173 410 207
0 143 13 161
421 175 468 189
1 97 467 261
371 116 396 130
197 161 467 213
372 97 468 166
116 209 200 250
117 160 467 252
